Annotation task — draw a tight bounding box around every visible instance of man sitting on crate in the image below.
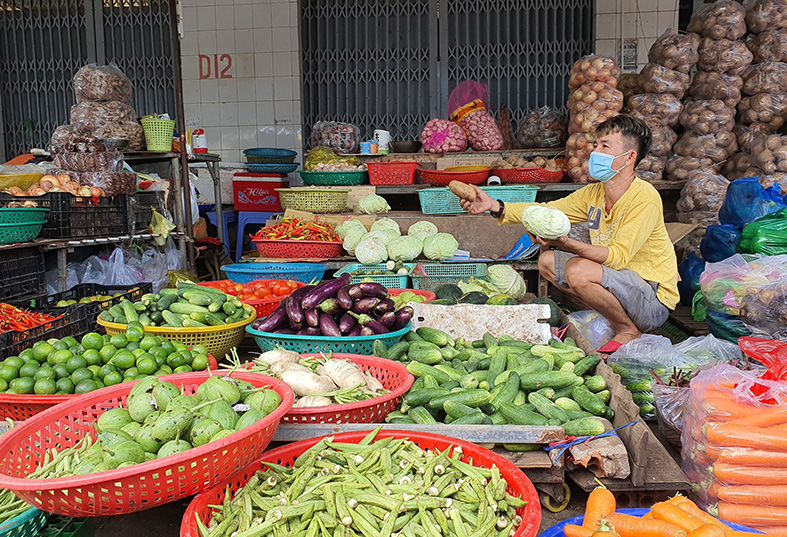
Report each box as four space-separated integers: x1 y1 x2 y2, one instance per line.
459 115 678 353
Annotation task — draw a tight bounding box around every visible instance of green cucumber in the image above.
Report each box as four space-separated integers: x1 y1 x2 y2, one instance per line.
573 354 601 376
584 375 607 393
502 443 543 452
444 400 478 420
519 371 580 391
487 349 507 389
428 390 490 410
554 397 582 412
405 388 450 407
498 403 549 426
169 302 210 315
157 293 178 311
208 296 227 313
409 349 443 365
372 340 389 360
405 331 425 343
408 406 437 425
182 291 214 306
596 390 611 404
161 310 184 327
406 363 451 384
451 412 486 425
490 372 520 407
416 327 453 347
120 300 139 323
528 392 569 423
563 418 605 437
571 385 607 416
482 333 497 349
387 341 410 361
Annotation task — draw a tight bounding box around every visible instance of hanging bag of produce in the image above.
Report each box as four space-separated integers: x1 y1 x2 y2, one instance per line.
448 80 503 151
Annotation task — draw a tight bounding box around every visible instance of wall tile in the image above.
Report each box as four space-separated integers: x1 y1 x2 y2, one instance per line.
184 103 202 124
237 102 258 125
182 31 199 55
596 13 620 41
254 29 273 53
258 126 277 147
256 77 275 101
291 75 301 100
271 2 290 26
197 30 217 53
239 126 257 149
182 55 200 80
234 53 256 77
275 100 293 124
623 13 638 34
183 7 198 33
201 102 220 126
216 29 235 52
274 126 296 149
289 2 298 25
595 39 619 58
273 75 294 100
183 80 202 104
597 0 617 14
216 6 235 30
237 78 256 101
254 53 274 77
234 4 253 29
196 0 213 8
273 52 292 76
658 0 678 11
638 11 660 38
197 6 215 30
218 78 238 102
235 30 253 53
200 79 219 101
220 126 240 149
272 27 292 52
219 102 239 125
253 4 272 27
291 51 300 76
658 11 677 31
257 102 275 124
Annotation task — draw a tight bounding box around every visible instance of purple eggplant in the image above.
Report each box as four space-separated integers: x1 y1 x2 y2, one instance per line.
318 298 342 315
337 285 354 310
359 282 388 299
288 319 304 331
297 327 321 336
378 311 396 328
339 313 357 335
301 274 351 310
349 311 390 334
360 326 375 336
276 328 295 334
347 284 364 300
319 312 342 337
348 325 362 337
253 306 287 332
351 297 380 314
374 298 396 316
304 308 320 327
285 294 305 325
392 306 414 330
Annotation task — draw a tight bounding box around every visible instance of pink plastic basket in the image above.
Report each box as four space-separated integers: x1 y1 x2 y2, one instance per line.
367 161 421 185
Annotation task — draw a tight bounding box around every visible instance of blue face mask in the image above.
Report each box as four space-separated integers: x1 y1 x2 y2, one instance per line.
588 151 631 182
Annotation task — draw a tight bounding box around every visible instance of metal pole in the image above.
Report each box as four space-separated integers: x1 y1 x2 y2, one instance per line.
169 0 196 272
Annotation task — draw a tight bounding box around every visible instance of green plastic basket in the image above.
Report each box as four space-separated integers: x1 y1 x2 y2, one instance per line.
410 263 487 291
140 118 175 152
0 220 47 244
39 516 93 537
299 170 368 186
0 208 49 224
247 323 411 355
334 263 415 288
276 188 349 213
418 185 538 215
0 507 49 537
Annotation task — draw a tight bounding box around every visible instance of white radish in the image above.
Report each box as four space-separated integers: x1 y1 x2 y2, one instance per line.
365 373 385 392
258 349 301 366
322 359 368 389
270 361 311 376
280 370 336 396
293 396 333 408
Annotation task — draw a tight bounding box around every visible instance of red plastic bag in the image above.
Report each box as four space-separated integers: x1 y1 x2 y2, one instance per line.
448 81 503 151
740 337 787 383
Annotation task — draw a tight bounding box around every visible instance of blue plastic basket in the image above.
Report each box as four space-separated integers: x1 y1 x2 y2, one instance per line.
334 263 416 288
537 508 762 537
221 263 328 284
244 148 297 163
410 263 487 291
418 185 538 215
0 507 49 537
246 163 299 174
247 323 412 355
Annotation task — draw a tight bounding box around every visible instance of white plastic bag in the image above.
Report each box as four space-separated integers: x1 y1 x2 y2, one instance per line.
567 310 615 349
165 236 183 271
105 249 145 286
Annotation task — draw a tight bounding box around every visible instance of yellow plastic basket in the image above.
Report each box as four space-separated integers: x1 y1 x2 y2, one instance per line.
96 305 256 360
140 118 176 152
275 187 349 213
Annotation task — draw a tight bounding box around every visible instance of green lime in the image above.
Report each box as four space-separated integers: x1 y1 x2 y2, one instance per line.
132 348 145 358
126 342 140 352
155 356 165 367
74 379 99 394
111 351 136 370
70 368 94 385
9 377 34 394
103 371 123 386
87 365 102 377
180 350 194 364
19 349 35 362
148 346 167 359
191 344 209 355
123 367 139 379
110 334 128 349
137 358 157 376
32 342 54 363
192 354 209 371
94 380 104 389
99 364 118 379
103 334 112 344
4 357 23 370
0 367 16 383
65 356 87 373
157 365 173 375
0 379 7 392
56 378 74 393
139 335 157 351
18 362 39 378
99 345 117 363
53 364 70 379
34 378 57 395
173 342 188 353
51 349 73 365
62 336 79 349
81 333 104 351
51 340 68 352
173 365 193 374
126 322 145 342
19 355 32 363
166 354 186 369
83 349 102 367
160 341 175 355
34 367 55 380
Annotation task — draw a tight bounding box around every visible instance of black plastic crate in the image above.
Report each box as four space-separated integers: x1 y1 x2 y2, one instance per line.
131 191 165 232
0 306 92 357
0 193 131 239
0 246 46 300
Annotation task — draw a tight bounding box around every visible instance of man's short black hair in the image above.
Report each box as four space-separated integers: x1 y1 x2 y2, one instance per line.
594 115 652 166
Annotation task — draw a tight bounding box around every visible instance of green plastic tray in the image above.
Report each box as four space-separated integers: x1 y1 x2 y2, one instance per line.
0 220 47 244
247 323 411 355
410 263 487 291
299 170 368 186
334 263 416 288
418 185 537 215
0 208 49 224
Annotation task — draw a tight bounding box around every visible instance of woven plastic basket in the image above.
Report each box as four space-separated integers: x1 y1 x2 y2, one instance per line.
0 208 49 225
299 170 368 186
418 185 538 215
494 165 564 184
222 263 328 284
199 279 306 319
0 220 46 244
276 188 349 213
410 263 487 291
0 507 49 537
140 118 175 152
180 430 541 537
367 161 421 185
333 263 416 287
245 163 298 174
244 148 297 163
280 354 413 423
247 322 411 355
97 304 256 360
253 239 343 259
388 288 437 303
0 371 293 517
420 167 491 186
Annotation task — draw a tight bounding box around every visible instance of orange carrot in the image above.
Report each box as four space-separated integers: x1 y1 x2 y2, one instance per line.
710 503 787 526
705 422 787 451
643 512 654 519
703 446 787 468
606 513 686 537
699 393 787 427
716 485 787 506
591 519 620 537
564 524 594 537
583 487 617 529
711 463 787 486
686 525 726 537
737 527 787 537
665 494 689 506
651 503 705 533
669 497 731 532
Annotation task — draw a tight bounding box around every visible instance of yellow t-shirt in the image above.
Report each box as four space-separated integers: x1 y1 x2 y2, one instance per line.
502 178 679 310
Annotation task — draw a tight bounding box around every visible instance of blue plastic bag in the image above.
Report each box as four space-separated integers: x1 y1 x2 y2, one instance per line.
719 176 787 230
678 252 705 306
700 224 741 263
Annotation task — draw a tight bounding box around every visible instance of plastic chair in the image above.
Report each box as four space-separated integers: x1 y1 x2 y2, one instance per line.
236 211 281 262
206 210 237 258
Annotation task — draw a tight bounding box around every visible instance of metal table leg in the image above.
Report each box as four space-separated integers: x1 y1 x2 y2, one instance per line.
171 155 188 266
206 160 224 250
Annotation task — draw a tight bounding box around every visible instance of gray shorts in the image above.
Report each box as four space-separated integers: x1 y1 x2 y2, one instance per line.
553 251 669 332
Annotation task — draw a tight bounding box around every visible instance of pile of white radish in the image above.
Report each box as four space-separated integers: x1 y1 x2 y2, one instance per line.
226 349 386 408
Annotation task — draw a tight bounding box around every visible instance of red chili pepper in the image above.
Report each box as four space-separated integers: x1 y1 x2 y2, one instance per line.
0 303 61 334
252 218 340 242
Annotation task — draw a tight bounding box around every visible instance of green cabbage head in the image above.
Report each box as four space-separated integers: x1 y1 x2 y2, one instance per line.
487 265 526 299
407 220 438 239
365 230 396 245
371 218 401 237
358 194 391 214
422 233 458 260
355 236 389 265
520 205 570 240
335 219 366 240
387 236 422 262
343 227 366 255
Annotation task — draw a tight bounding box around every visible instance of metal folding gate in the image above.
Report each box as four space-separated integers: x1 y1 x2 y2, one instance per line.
0 0 175 160
300 0 595 143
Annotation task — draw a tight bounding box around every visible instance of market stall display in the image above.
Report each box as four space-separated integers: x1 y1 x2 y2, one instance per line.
199 278 304 318
448 81 504 151
516 106 568 149
251 218 343 259
310 122 361 154
420 119 468 153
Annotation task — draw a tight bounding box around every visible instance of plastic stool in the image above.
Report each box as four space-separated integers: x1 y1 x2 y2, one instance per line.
206 210 238 258
236 211 280 262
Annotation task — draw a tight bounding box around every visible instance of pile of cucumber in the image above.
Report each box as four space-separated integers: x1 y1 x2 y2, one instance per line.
380 328 612 438
98 283 253 328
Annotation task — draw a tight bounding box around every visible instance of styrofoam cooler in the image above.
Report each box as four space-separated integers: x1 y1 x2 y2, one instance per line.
232 173 289 211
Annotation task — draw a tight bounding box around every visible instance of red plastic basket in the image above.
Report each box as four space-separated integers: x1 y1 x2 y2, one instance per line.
388 288 437 303
199 279 306 319
367 161 421 185
419 167 491 186
0 370 294 517
180 430 541 537
253 239 343 259
494 159 566 184
281 354 414 423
